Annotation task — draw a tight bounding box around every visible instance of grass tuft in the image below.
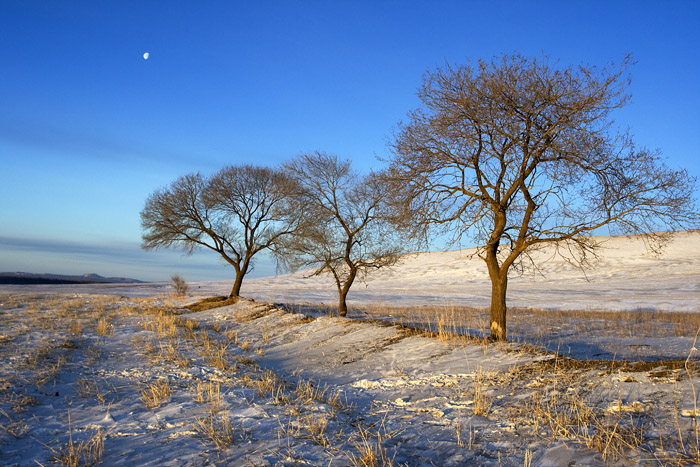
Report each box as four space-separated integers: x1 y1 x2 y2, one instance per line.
193 412 247 449
140 379 172 409
53 412 104 467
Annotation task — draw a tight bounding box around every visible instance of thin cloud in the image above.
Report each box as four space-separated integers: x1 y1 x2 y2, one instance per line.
0 236 141 259
0 235 269 281
0 116 221 170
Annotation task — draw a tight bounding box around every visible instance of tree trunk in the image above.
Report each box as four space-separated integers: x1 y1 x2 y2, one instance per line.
338 290 348 317
336 267 356 317
484 231 508 341
489 274 508 341
229 271 244 299
229 257 252 299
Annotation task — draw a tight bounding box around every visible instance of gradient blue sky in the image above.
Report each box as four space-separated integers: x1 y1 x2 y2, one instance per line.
1 1 699 282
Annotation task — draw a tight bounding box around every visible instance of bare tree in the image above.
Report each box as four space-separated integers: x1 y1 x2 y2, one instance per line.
280 152 406 316
170 274 189 296
387 54 697 340
141 165 299 298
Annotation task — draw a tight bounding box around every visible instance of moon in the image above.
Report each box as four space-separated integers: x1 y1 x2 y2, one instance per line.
143 52 150 60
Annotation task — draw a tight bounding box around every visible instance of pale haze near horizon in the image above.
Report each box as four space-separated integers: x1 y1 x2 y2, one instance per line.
1 1 698 282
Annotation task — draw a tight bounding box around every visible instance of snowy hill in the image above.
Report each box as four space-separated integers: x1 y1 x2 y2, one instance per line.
237 230 700 313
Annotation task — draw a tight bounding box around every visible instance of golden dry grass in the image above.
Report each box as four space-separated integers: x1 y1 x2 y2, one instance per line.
193 412 248 450
347 423 399 467
2 293 698 465
186 296 239 312
95 317 114 337
192 381 222 411
51 411 104 467
53 427 104 467
140 379 172 409
358 303 700 347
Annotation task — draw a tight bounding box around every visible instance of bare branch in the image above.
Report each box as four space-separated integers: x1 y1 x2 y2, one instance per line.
386 53 698 340
140 165 301 298
279 152 410 316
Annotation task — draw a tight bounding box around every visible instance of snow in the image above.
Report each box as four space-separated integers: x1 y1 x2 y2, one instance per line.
0 231 699 465
239 230 700 313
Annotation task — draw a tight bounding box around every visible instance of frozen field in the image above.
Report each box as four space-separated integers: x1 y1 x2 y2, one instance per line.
5 231 698 314
241 230 700 314
0 231 699 465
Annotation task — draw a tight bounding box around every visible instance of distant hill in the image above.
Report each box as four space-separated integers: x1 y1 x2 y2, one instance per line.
0 272 145 285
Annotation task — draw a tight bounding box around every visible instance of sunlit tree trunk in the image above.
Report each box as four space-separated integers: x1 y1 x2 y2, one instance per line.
229 272 243 299
488 273 508 341
229 259 250 299
484 208 509 341
337 268 356 317
338 290 349 317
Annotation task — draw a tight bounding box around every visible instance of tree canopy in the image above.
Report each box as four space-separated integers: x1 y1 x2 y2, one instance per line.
387 54 697 340
140 165 299 298
279 152 407 316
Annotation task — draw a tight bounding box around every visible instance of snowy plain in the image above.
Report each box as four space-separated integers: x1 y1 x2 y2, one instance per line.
0 231 699 465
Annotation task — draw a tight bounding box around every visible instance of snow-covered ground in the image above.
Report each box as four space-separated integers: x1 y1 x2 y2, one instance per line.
4 231 697 313
240 230 700 313
1 231 699 465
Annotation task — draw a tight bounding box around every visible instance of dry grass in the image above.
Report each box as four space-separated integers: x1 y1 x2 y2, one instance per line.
156 315 179 338
147 339 189 368
0 406 29 437
193 381 222 412
261 322 270 343
131 334 157 357
236 356 256 367
176 318 200 340
253 370 280 398
277 411 333 448
546 397 645 462
512 358 648 462
54 429 105 467
358 303 700 343
196 328 213 352
224 328 238 344
193 412 247 449
186 296 239 313
75 378 107 405
68 320 83 335
23 340 72 386
140 379 172 409
9 393 39 414
206 342 234 371
471 368 491 416
678 328 700 463
240 370 290 406
454 421 476 450
299 412 331 447
3 293 699 465
95 317 114 337
347 423 398 467
190 327 235 371
294 377 346 411
52 413 104 467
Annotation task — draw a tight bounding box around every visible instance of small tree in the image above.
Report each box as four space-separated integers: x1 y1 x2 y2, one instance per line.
280 152 406 316
141 165 299 299
170 274 189 296
387 54 697 340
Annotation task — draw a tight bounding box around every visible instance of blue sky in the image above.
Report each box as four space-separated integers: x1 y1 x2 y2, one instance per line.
1 0 699 282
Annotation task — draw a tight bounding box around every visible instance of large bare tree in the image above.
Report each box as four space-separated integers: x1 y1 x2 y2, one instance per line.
387 54 697 340
280 152 406 316
141 165 299 298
